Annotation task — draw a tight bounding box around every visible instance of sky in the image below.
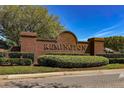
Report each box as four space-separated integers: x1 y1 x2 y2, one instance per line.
44 5 124 41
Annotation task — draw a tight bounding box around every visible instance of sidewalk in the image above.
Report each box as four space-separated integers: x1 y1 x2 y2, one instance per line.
0 69 124 80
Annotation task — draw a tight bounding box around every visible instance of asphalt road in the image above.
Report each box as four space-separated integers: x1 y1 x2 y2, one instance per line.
1 73 124 88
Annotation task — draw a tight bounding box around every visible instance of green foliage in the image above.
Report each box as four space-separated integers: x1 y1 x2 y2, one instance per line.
105 36 124 51
8 52 34 61
0 52 34 62
0 52 6 57
0 5 65 45
0 39 9 49
109 58 124 64
0 58 32 66
5 39 17 48
97 53 124 64
120 49 124 53
0 39 16 49
38 55 109 68
97 53 124 58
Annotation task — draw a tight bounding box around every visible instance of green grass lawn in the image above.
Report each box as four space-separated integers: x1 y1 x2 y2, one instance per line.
0 64 124 75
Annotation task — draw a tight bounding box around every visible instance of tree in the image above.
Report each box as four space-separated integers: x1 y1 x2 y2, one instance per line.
105 36 124 51
0 5 65 45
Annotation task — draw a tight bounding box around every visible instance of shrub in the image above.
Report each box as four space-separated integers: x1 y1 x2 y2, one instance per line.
109 58 124 64
0 58 8 65
105 36 124 51
0 52 6 57
97 53 124 58
8 52 34 61
38 55 109 68
119 49 124 53
0 58 32 66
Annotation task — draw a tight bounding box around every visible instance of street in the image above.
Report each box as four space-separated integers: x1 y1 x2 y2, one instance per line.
1 72 124 88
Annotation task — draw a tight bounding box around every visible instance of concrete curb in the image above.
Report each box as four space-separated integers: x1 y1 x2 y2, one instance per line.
0 69 124 80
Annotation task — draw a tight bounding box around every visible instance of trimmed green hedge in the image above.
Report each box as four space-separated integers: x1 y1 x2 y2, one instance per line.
0 52 6 57
0 58 32 66
97 53 124 58
0 52 34 62
109 58 124 64
38 55 109 68
8 52 34 61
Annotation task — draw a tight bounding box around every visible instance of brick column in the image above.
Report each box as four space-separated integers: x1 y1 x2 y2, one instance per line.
20 32 37 64
88 38 105 55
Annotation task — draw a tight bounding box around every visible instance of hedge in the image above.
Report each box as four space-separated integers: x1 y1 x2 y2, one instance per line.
109 58 124 64
97 53 124 58
8 52 34 61
38 55 109 68
0 58 32 66
0 52 34 62
0 52 6 57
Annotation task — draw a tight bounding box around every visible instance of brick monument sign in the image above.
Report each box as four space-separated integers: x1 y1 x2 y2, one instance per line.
20 31 105 64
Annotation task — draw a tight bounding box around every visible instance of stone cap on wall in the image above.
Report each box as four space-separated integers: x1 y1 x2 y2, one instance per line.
88 38 105 42
20 32 37 37
20 32 105 42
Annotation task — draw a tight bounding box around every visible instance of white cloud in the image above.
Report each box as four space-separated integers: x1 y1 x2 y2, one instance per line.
93 31 114 37
81 20 124 40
